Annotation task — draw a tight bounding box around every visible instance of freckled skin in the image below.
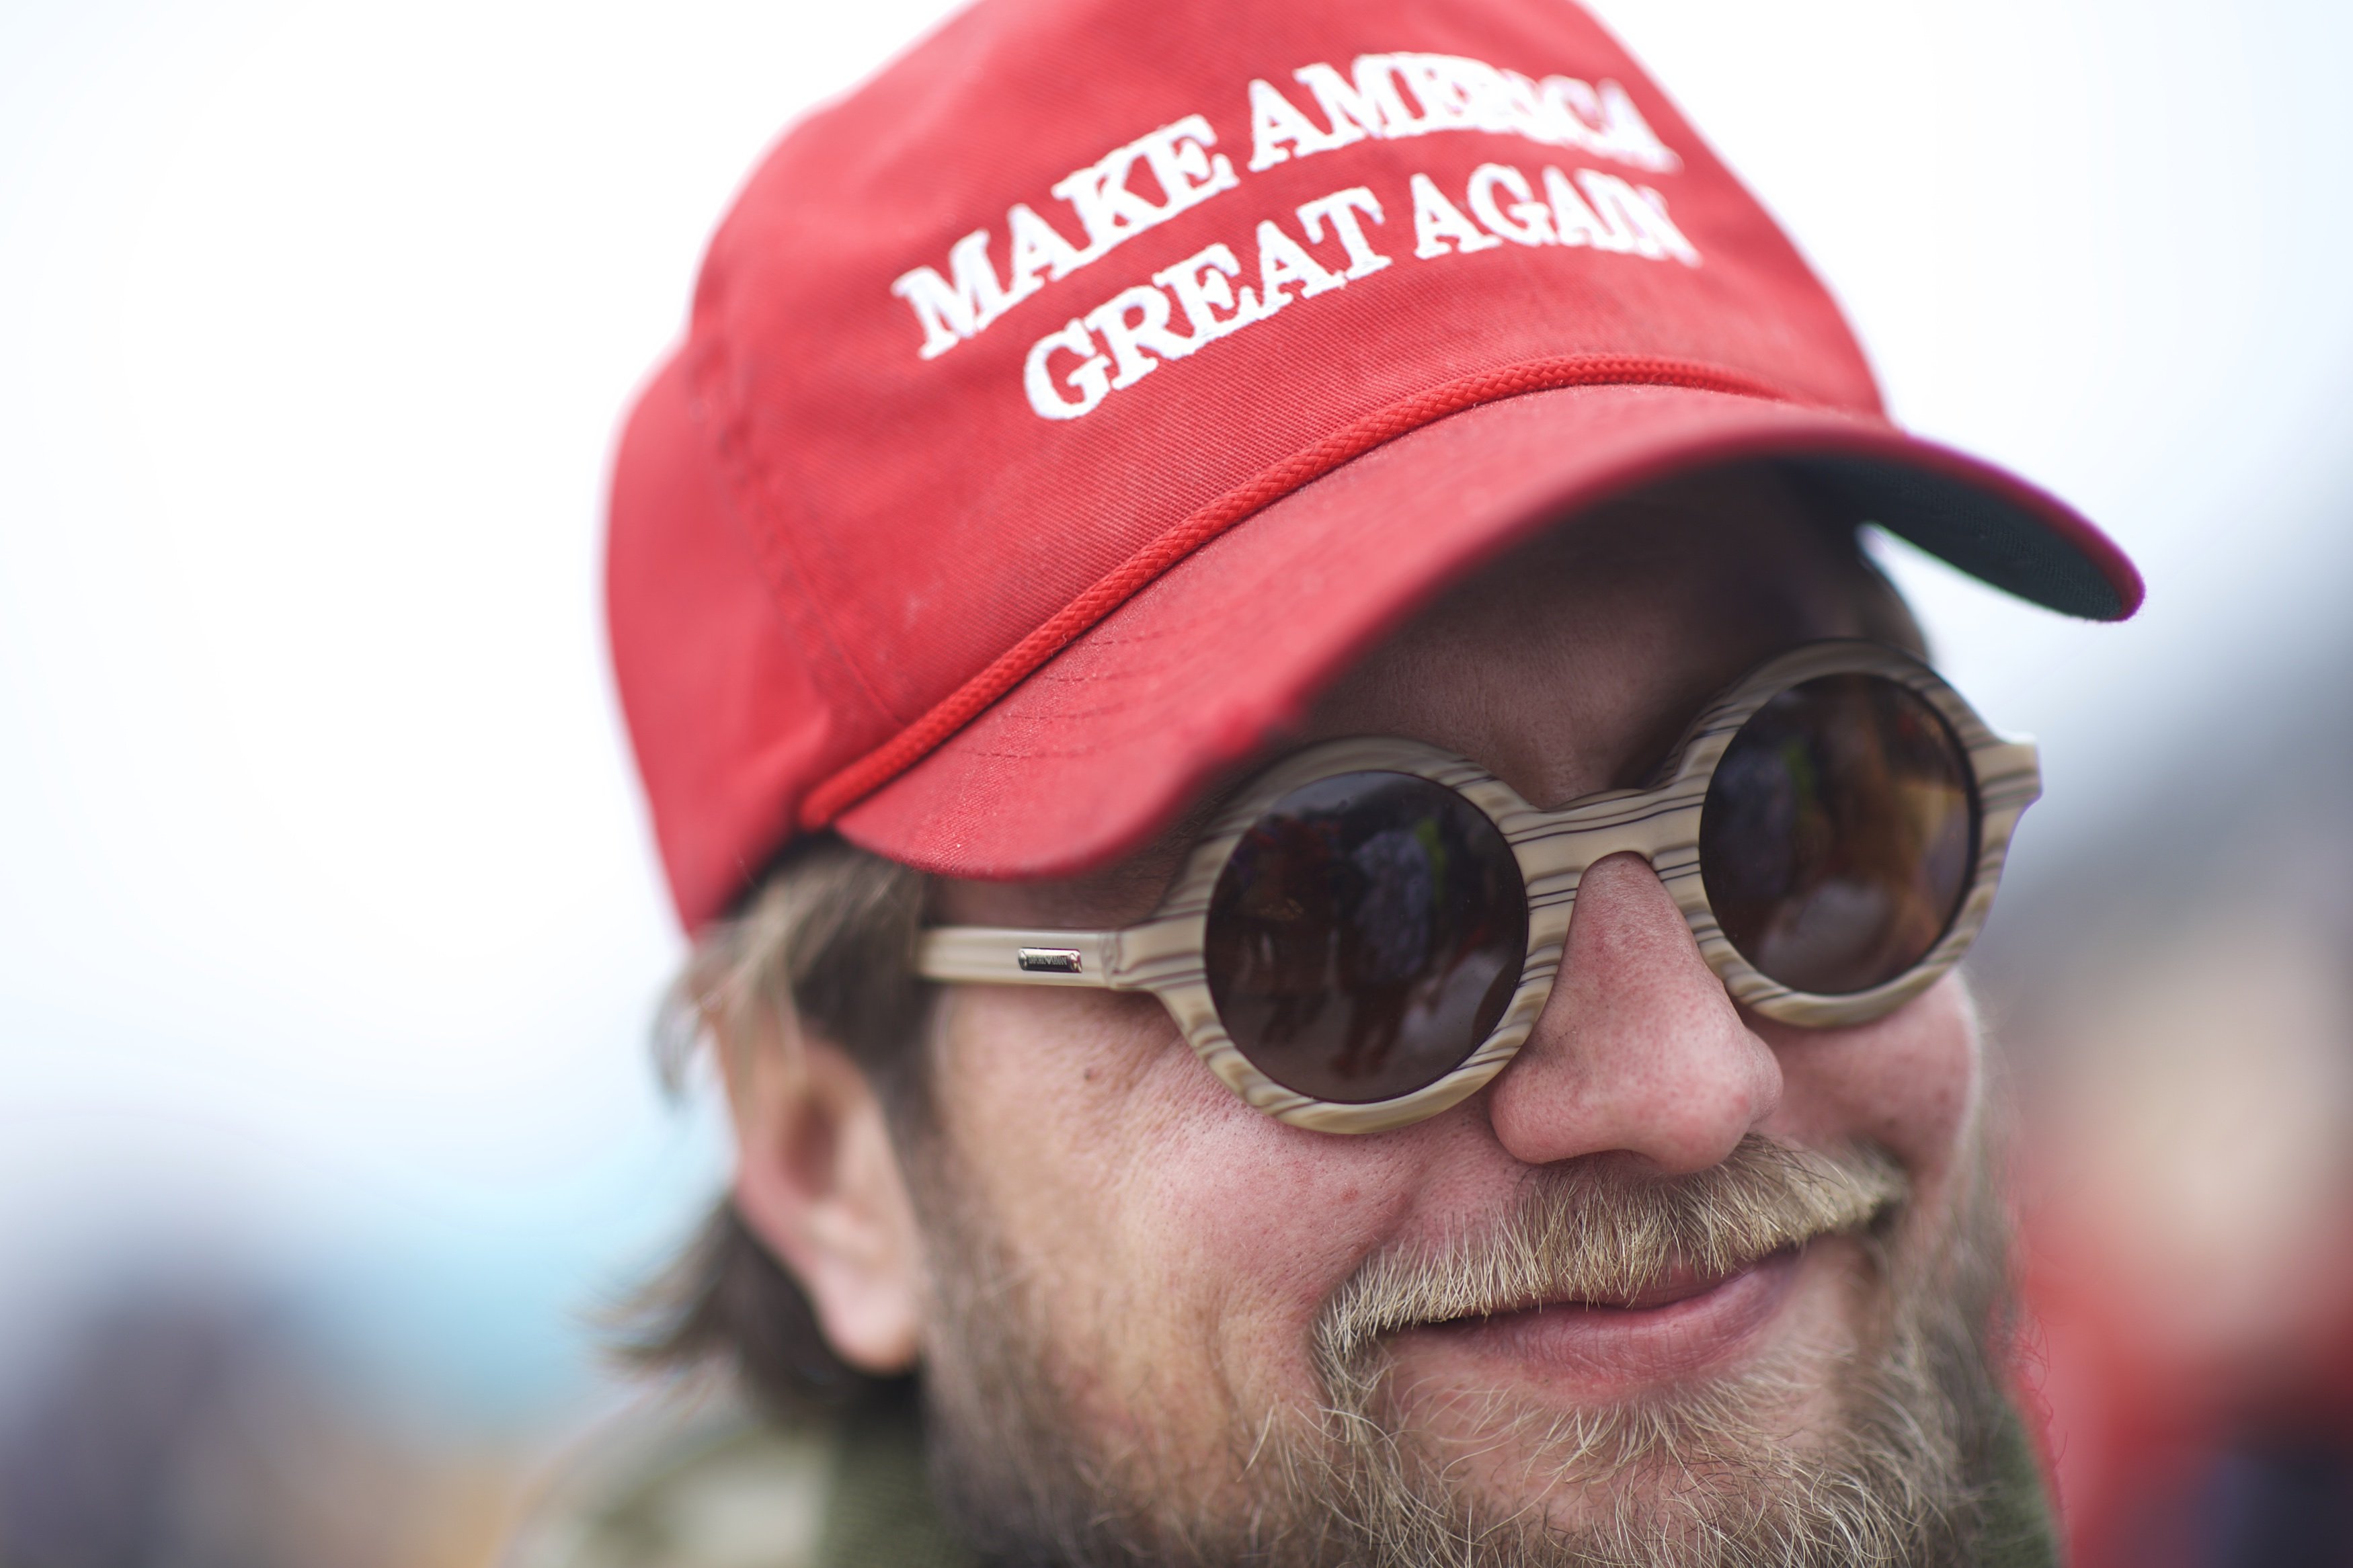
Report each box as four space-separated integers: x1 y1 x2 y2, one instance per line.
927 476 1984 1523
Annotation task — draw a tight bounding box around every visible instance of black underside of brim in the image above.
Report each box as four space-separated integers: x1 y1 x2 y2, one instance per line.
1775 454 2125 621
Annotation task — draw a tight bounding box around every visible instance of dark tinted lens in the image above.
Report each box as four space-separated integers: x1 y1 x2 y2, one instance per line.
1700 674 1977 995
1205 772 1528 1104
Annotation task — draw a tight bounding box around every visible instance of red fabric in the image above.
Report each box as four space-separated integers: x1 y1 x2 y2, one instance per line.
606 0 2142 927
796 354 1793 830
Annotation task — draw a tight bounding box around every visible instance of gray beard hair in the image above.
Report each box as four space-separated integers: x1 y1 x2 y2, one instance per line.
911 1133 2012 1568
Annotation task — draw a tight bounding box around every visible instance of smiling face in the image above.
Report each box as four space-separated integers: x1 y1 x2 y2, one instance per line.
829 472 2010 1565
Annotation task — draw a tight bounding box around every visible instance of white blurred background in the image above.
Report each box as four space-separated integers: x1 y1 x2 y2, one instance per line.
3 1 2349 1562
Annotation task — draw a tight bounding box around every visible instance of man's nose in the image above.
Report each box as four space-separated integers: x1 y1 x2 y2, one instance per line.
1484 852 1782 1171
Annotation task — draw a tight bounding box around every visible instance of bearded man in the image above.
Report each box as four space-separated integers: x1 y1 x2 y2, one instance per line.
532 0 2143 1563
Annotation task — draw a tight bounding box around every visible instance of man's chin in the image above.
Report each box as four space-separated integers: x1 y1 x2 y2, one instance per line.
1359 1237 1893 1544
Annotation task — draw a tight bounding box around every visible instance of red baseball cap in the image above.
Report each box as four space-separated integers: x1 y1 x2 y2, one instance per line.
608 0 2142 930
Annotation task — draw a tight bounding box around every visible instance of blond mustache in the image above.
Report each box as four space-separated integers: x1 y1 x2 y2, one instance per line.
1317 1137 1907 1368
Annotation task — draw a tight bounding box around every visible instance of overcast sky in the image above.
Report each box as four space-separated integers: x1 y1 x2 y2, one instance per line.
2 0 2347 1423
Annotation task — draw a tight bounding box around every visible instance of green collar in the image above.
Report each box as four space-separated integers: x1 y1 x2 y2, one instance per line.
816 1391 980 1568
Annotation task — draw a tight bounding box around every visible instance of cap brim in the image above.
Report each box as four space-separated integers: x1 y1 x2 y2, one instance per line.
837 382 2139 880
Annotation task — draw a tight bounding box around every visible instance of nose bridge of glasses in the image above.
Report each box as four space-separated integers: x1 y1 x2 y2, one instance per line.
1502 781 1710 960
1505 782 1709 887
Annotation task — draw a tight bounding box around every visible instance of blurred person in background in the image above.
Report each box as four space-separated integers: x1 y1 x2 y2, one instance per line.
515 0 2151 1564
1993 723 2353 1567
0 1273 506 1568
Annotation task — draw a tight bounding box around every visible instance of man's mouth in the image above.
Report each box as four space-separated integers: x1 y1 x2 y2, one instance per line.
1466 1243 1796 1315
1398 1244 1812 1387
1314 1140 1908 1388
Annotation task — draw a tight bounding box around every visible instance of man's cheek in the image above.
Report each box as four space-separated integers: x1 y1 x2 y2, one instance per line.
935 992 1361 1378
1756 975 1980 1180
1117 1102 1423 1403
963 986 1397 1297
936 987 1172 1203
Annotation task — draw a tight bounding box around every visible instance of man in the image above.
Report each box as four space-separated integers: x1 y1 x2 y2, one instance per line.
544 0 2143 1563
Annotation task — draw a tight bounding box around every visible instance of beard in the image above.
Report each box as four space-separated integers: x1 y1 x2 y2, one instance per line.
907 1130 2013 1568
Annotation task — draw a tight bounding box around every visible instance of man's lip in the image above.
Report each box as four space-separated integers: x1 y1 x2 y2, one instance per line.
1394 1246 1809 1387
1421 1247 1788 1322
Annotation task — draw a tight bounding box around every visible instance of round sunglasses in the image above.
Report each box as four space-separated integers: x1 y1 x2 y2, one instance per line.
917 641 2040 1134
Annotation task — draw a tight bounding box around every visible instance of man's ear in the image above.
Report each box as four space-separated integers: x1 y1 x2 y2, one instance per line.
723 1025 924 1375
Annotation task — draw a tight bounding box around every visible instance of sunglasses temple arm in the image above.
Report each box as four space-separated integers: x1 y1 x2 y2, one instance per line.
914 925 1129 989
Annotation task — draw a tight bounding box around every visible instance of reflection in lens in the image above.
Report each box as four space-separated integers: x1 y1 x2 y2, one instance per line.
1700 673 1977 995
1205 772 1528 1104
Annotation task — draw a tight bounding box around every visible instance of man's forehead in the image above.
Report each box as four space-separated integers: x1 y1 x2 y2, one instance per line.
1308 502 1876 803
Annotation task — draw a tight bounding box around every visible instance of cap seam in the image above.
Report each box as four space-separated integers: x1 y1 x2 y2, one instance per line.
689 335 919 737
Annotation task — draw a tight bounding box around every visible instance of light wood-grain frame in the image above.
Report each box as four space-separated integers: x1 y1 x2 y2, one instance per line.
916 641 2039 1135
